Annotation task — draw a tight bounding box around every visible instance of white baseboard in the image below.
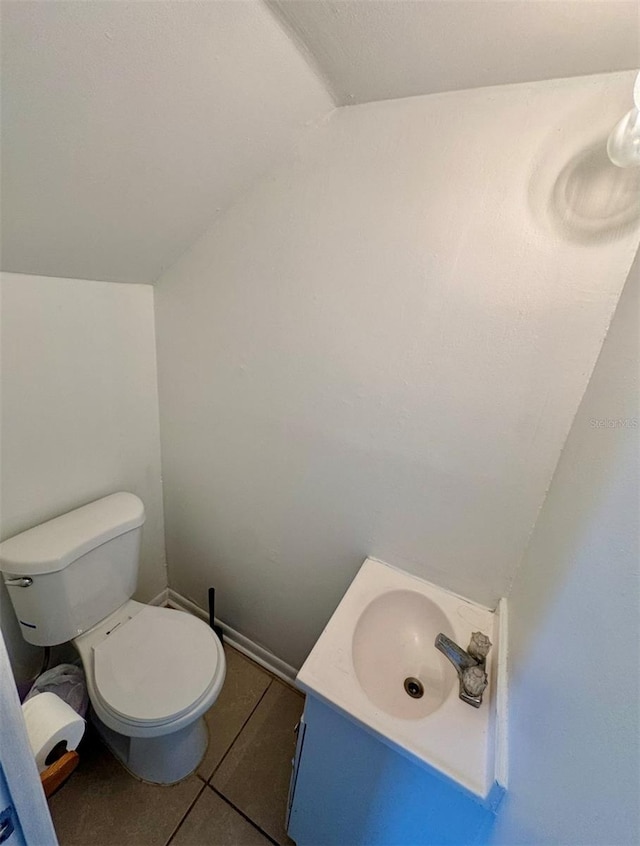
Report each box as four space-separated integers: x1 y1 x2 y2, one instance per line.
148 588 169 607
166 589 298 686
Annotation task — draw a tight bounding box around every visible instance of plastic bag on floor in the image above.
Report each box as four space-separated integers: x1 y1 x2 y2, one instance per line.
24 664 89 717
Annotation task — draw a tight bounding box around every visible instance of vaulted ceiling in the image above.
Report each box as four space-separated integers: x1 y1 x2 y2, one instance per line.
1 0 638 284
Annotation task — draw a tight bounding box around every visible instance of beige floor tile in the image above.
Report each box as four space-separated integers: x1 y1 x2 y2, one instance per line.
169 786 272 846
212 681 304 846
49 729 202 846
198 645 272 780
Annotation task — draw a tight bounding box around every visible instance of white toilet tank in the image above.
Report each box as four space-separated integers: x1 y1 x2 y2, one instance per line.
0 493 145 646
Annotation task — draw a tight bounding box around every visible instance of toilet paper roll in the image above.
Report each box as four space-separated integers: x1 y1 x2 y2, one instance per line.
21 692 85 772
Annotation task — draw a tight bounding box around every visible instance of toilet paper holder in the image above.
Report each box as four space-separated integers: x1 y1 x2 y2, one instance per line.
40 750 80 798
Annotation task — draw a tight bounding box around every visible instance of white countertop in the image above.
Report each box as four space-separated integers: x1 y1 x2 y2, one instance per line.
297 557 505 800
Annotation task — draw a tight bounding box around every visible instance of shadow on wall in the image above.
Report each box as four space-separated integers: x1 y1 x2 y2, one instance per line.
530 124 640 244
550 140 640 242
506 249 639 677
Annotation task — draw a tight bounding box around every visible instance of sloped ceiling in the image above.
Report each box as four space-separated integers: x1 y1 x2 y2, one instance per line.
1 0 638 284
269 0 640 105
0 1 333 284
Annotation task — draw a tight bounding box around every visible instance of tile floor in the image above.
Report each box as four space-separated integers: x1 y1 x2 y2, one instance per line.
49 645 304 846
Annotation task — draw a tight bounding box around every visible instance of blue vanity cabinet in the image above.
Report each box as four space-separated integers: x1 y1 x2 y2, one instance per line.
287 695 501 846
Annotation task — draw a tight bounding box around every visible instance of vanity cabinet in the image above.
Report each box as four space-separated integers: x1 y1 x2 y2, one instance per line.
288 694 501 846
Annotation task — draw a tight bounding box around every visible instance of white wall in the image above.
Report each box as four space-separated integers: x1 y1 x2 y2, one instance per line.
0 273 165 682
493 252 639 846
155 72 640 669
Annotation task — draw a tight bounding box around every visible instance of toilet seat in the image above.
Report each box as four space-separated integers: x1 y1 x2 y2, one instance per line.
92 605 222 726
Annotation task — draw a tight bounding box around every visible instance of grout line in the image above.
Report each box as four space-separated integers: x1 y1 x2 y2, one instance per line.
166 675 278 844
271 674 305 700
208 679 274 782
208 784 281 846
226 643 276 679
226 642 304 700
164 779 207 846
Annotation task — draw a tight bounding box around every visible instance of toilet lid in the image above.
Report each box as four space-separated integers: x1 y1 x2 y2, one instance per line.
93 605 221 724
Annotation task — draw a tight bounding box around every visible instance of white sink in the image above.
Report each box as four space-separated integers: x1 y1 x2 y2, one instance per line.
352 589 456 720
296 557 507 800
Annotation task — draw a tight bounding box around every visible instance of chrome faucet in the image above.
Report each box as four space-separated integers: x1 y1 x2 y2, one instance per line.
434 631 492 708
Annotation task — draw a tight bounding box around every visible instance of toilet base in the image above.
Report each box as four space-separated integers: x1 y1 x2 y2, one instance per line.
91 708 209 785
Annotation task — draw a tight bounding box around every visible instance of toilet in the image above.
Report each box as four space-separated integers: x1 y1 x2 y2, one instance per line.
0 492 226 785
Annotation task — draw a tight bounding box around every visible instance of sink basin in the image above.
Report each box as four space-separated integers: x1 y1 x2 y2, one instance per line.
296 557 507 800
352 590 455 719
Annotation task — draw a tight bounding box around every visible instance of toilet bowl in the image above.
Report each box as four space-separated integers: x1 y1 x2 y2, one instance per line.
0 492 226 784
74 600 226 783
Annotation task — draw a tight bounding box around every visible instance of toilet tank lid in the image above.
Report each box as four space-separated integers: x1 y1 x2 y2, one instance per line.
0 493 145 576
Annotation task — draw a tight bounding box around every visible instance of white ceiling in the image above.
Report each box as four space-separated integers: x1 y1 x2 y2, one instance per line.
269 0 640 105
0 1 332 284
1 0 638 284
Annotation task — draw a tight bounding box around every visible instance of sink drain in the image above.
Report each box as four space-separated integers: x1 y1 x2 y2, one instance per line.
404 677 424 699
